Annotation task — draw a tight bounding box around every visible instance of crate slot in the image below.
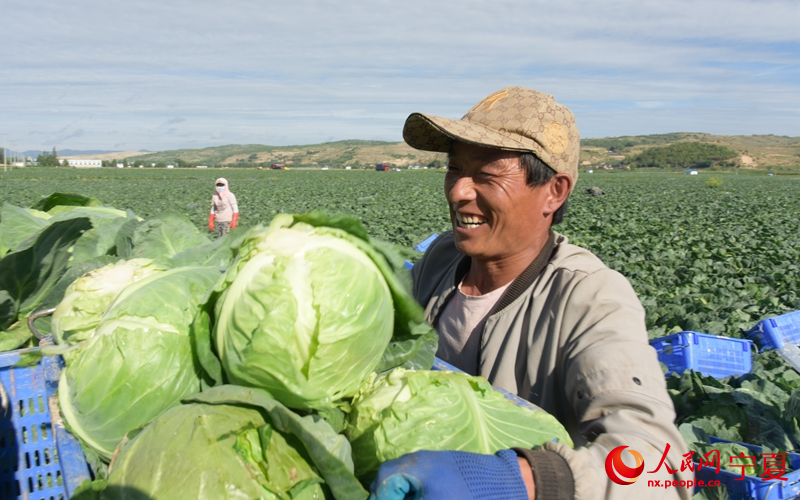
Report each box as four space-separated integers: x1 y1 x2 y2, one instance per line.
650 331 753 379
2 480 18 498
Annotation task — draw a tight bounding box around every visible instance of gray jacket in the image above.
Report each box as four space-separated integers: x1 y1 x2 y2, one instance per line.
412 231 693 500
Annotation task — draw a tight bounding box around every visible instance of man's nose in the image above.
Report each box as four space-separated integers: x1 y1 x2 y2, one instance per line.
448 175 477 204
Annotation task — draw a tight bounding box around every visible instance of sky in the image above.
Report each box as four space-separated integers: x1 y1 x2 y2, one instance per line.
1 0 799 153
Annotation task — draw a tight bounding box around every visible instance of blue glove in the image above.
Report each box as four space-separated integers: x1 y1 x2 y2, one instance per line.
369 449 529 500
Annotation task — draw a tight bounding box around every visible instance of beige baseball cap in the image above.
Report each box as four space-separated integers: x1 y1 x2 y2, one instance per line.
403 86 580 180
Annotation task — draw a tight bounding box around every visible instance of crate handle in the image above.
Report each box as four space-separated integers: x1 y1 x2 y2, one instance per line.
27 307 56 340
763 480 780 500
652 340 687 355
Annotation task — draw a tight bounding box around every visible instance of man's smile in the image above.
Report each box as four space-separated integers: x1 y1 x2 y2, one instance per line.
454 210 488 230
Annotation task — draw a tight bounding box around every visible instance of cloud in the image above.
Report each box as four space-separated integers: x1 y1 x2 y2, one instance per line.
2 0 799 149
163 117 187 126
61 128 85 141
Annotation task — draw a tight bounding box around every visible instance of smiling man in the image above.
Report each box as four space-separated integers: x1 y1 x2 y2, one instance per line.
369 87 692 500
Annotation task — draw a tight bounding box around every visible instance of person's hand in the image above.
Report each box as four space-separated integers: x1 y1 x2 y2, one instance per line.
208 214 215 231
231 212 239 229
369 449 529 500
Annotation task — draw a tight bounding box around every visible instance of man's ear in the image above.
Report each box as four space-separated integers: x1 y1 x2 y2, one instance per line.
544 174 573 216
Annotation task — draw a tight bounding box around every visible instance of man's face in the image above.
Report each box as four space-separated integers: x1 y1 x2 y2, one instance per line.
444 142 554 262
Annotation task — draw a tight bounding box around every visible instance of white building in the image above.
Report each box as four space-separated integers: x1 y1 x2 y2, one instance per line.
66 159 102 168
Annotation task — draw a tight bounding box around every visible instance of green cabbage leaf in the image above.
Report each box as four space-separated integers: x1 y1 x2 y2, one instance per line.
0 217 92 331
346 368 574 481
187 385 367 499
0 202 51 257
119 212 212 264
102 401 326 500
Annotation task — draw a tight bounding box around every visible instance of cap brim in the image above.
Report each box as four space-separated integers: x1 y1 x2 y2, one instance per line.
402 113 541 155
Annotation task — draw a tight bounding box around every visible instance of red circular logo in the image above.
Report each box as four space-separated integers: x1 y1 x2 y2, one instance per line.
605 446 645 485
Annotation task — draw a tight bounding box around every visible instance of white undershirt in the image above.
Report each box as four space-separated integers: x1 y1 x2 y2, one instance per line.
436 280 511 374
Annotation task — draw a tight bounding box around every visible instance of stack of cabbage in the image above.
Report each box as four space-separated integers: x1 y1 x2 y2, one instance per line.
38 204 570 500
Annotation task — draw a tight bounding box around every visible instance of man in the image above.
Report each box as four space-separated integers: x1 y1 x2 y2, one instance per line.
370 87 692 500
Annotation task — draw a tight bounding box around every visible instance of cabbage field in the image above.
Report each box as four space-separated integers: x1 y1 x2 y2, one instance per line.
2 167 800 498
2 167 799 340
0 180 576 498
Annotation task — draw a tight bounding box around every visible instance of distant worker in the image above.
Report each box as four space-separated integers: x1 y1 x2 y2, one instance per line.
208 178 239 237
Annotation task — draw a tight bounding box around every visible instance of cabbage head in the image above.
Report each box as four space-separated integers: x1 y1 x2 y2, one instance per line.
102 403 325 500
214 215 394 410
346 368 574 481
58 266 220 460
51 258 164 345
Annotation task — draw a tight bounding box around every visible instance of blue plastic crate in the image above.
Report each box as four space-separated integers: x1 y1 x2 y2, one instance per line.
694 437 800 500
650 332 753 379
746 311 800 351
404 233 441 270
0 347 91 499
414 233 439 253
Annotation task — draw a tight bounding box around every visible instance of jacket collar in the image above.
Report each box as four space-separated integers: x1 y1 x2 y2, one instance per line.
432 230 557 324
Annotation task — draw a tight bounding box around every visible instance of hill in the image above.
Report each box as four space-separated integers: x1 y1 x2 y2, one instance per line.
57 133 800 171
580 133 800 171
104 140 447 169
26 149 128 158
